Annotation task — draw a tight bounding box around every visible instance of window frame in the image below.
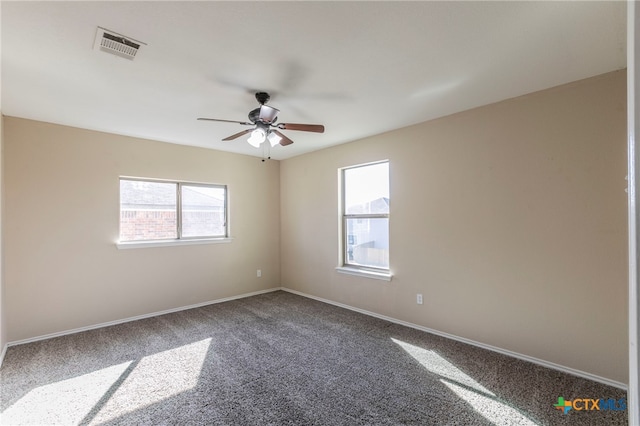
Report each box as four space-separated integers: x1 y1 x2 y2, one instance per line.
118 177 229 246
338 161 391 279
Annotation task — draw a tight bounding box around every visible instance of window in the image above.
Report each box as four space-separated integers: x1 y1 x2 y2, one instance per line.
341 161 389 272
119 178 227 242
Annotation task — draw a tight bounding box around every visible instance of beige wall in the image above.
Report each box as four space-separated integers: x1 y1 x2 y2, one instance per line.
4 118 280 342
281 70 628 383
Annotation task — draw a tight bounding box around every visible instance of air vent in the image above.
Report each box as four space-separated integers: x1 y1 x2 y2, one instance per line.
93 27 145 60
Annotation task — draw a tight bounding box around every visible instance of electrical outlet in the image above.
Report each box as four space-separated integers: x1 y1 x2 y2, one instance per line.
417 294 423 305
257 269 262 278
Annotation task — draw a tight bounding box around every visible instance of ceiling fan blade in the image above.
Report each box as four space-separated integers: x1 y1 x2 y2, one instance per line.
278 123 324 133
222 129 253 141
272 130 294 146
198 118 253 126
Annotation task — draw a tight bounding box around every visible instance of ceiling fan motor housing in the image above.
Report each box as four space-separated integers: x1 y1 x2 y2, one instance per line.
248 108 261 123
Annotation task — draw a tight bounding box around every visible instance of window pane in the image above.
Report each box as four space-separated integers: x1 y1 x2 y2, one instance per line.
346 217 389 269
120 180 177 241
345 162 389 214
181 185 226 238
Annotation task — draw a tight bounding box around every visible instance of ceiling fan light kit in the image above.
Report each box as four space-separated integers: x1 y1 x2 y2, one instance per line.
198 91 325 150
267 132 282 147
247 128 266 148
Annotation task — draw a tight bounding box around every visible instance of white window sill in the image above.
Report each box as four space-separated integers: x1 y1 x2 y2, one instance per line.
335 266 393 281
116 237 233 249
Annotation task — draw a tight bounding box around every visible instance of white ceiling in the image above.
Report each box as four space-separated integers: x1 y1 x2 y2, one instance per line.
1 1 627 160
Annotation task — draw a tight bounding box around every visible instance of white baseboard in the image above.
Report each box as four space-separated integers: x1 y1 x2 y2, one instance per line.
0 343 7 370
6 287 283 348
281 287 628 391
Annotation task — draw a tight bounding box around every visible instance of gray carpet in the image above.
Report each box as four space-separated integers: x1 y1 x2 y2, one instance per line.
0 291 628 425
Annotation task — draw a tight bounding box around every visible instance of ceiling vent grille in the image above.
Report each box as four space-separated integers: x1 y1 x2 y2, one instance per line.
93 27 145 60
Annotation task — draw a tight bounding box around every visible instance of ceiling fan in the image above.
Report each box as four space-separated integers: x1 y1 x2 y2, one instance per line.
198 92 324 148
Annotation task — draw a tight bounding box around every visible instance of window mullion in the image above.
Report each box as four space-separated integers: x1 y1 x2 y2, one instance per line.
343 215 348 266
176 183 182 239
344 214 389 219
224 187 228 237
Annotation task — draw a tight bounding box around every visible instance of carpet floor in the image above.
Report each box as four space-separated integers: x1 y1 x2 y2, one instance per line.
0 290 628 425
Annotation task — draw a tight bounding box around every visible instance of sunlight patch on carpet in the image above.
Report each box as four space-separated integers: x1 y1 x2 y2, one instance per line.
391 338 494 395
0 361 133 425
92 338 212 423
393 338 538 425
441 379 538 426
